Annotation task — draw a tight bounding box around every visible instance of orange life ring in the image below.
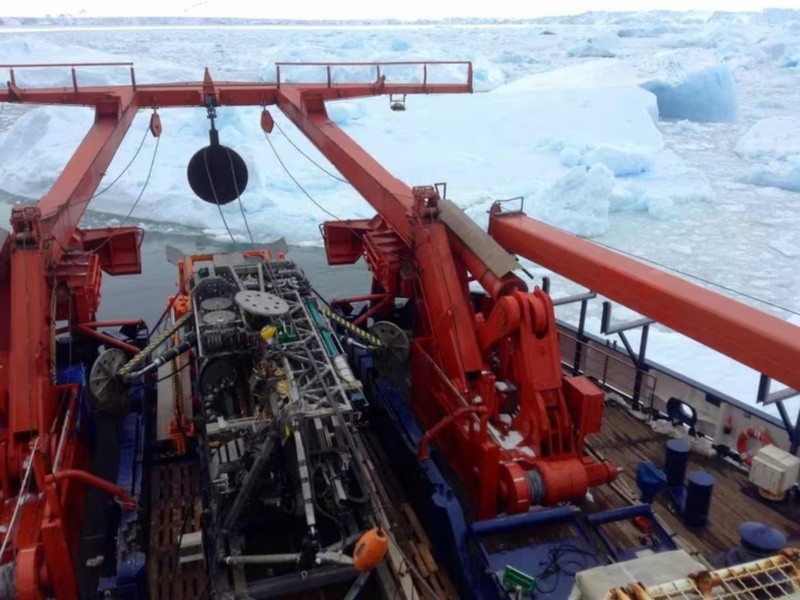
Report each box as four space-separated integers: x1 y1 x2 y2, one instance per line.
736 427 773 466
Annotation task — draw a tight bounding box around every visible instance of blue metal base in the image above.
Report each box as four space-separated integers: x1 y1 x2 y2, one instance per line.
353 336 683 599
363 372 496 598
97 383 147 598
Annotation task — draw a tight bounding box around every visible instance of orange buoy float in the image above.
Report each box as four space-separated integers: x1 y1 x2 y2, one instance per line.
352 527 389 572
737 427 773 466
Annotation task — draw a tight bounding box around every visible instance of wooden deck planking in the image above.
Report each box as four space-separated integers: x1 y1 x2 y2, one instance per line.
587 403 800 558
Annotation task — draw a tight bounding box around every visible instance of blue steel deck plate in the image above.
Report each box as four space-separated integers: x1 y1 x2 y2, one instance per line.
473 507 602 598
98 384 147 598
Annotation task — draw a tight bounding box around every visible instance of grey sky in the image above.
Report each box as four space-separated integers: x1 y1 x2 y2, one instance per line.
4 0 799 19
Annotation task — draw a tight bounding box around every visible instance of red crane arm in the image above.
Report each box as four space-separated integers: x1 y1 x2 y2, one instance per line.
488 210 800 392
36 91 139 261
275 85 619 516
0 64 471 255
276 86 484 379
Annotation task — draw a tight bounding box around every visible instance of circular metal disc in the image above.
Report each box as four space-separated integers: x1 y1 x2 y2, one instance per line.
89 348 130 415
187 144 249 206
203 309 237 326
201 297 234 311
235 290 289 317
369 321 410 366
192 276 237 301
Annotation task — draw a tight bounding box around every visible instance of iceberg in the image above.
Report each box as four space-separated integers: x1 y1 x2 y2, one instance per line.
500 50 739 124
741 157 800 193
637 49 739 122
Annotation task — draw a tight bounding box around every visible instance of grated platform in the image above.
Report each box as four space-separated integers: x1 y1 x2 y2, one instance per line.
147 461 206 600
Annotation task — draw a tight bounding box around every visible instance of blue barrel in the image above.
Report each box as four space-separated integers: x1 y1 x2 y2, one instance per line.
636 462 667 503
683 471 715 528
665 439 690 488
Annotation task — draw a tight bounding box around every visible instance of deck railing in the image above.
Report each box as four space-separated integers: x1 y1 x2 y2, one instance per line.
0 62 137 92
1 60 474 101
274 60 473 91
556 321 795 466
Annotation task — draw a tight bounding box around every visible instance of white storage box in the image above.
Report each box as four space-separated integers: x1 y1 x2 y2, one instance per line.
749 444 800 497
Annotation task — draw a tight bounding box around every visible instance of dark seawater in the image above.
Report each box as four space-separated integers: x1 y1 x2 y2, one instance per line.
0 193 369 330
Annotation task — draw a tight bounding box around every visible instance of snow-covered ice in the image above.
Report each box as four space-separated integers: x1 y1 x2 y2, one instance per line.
567 41 615 58
736 117 800 191
502 48 740 123
736 116 800 160
742 157 800 193
0 40 714 242
2 10 800 417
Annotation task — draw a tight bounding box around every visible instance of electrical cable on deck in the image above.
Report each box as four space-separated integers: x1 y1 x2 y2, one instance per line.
534 543 596 595
151 358 194 384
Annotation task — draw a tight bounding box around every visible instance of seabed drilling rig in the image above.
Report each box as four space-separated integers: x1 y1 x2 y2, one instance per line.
1 60 800 600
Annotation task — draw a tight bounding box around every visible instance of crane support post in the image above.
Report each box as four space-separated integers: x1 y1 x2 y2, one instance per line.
6 91 139 443
488 211 800 392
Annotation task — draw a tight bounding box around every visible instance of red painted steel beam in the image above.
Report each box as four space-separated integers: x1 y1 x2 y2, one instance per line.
37 89 139 262
1 80 469 109
8 250 49 436
73 325 141 356
488 212 800 391
6 91 137 448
